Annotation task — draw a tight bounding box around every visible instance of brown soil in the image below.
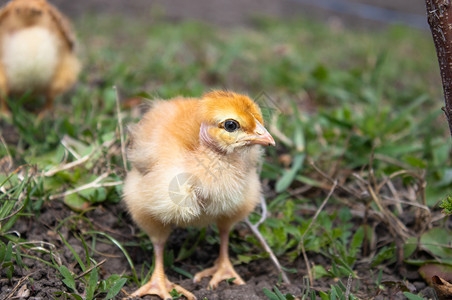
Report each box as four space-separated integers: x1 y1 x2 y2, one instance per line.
0 200 435 299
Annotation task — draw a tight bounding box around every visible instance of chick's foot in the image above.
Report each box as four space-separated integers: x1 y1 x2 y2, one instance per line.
193 259 245 289
131 275 196 300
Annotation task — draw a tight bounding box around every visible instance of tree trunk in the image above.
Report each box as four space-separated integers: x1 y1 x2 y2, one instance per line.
425 0 452 136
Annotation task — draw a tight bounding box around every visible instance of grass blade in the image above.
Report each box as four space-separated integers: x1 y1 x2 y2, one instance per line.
85 230 138 284
105 277 127 300
58 232 86 272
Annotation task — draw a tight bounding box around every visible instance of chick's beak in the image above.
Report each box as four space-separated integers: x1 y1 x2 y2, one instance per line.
243 120 275 146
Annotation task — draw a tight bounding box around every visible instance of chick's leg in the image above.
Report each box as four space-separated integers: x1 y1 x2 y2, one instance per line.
0 94 8 117
132 241 195 300
131 221 195 300
0 66 10 117
42 53 80 116
193 222 245 289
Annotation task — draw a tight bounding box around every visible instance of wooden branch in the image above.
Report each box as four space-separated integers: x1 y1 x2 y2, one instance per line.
425 0 452 136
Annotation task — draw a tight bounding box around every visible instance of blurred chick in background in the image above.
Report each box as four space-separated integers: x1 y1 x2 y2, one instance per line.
0 0 80 115
124 91 275 299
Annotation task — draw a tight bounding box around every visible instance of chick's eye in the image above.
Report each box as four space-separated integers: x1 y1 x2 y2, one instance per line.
223 119 240 132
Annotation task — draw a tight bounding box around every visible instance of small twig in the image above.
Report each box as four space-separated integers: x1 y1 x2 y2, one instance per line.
418 170 427 206
48 173 122 200
0 133 13 170
431 212 448 223
269 114 294 148
255 196 267 228
380 196 430 211
367 184 411 240
13 240 57 250
74 259 107 279
419 241 452 250
345 273 353 299
13 240 62 265
314 123 327 147
309 159 361 199
43 138 117 177
5 271 35 300
288 185 315 198
114 86 128 171
245 196 290 284
61 136 82 160
0 197 25 222
385 177 403 214
43 151 92 177
301 181 338 241
375 169 411 192
300 180 337 286
299 243 311 288
373 153 412 171
4 230 20 238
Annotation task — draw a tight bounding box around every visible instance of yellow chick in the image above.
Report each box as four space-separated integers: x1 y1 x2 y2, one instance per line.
123 91 275 299
0 0 80 115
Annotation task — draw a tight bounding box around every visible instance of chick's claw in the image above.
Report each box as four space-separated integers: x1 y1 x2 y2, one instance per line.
193 260 245 289
131 276 196 300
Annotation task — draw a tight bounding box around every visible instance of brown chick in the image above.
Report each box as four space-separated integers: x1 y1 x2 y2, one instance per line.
123 91 275 299
0 0 80 115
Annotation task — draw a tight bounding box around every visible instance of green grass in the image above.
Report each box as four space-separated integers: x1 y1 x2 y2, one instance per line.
0 12 450 299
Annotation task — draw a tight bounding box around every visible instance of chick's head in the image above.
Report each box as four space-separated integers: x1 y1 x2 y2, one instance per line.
199 91 275 153
10 0 47 22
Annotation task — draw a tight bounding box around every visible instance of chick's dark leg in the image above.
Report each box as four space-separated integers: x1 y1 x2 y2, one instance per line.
193 222 245 289
131 223 196 300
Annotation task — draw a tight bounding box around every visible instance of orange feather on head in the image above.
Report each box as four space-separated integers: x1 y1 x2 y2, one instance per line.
199 91 273 153
200 90 264 130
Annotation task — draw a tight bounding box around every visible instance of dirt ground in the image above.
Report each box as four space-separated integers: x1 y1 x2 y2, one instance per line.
0 201 299 299
0 199 436 299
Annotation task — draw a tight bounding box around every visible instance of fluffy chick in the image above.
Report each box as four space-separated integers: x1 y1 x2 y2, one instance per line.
123 91 275 299
0 0 80 115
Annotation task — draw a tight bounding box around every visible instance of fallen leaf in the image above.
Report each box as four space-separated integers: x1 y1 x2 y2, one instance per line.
419 264 452 285
16 284 30 298
432 275 452 300
420 228 452 260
